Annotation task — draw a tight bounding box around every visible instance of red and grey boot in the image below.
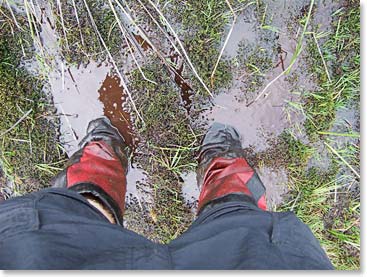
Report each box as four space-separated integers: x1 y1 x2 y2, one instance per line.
196 122 267 214
52 117 129 225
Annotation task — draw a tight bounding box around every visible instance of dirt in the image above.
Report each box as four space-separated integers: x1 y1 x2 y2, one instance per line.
98 74 139 151
3 0 357 243
19 0 309 210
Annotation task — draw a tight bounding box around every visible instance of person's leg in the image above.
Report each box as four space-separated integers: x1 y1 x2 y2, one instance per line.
168 123 333 269
52 117 130 225
196 122 267 215
0 118 168 269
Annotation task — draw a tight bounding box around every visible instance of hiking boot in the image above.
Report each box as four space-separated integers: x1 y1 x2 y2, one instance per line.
52 117 129 225
196 122 267 214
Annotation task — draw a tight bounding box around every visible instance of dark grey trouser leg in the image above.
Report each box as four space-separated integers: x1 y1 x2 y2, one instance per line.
169 194 334 270
0 188 170 269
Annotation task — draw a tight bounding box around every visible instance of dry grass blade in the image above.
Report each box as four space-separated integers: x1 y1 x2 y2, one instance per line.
24 0 44 56
71 0 85 47
81 0 145 124
210 0 237 88
5 0 23 30
0 109 33 138
312 32 331 83
145 0 213 97
107 0 157 85
55 0 69 50
324 141 360 179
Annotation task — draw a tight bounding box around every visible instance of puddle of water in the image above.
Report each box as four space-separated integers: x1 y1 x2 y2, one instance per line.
203 81 292 152
201 0 338 152
50 61 109 155
257 166 288 209
223 13 258 58
180 171 199 212
126 165 153 206
34 2 150 203
98 74 138 151
38 7 139 156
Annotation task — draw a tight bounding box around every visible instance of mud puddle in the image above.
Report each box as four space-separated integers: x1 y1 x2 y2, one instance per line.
49 60 151 204
195 0 334 206
10 0 341 216
26 1 152 207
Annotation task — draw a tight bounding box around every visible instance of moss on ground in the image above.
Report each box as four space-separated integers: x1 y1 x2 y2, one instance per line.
0 10 66 197
52 0 123 65
166 0 233 94
128 62 198 242
303 3 360 141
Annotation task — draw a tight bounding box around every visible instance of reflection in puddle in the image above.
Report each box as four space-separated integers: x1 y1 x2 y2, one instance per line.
203 87 291 152
126 165 153 206
133 33 152 51
180 171 199 212
168 51 194 114
49 61 109 155
98 75 138 151
257 166 288 209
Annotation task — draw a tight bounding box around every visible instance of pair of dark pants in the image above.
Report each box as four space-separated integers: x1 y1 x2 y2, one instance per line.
0 187 333 269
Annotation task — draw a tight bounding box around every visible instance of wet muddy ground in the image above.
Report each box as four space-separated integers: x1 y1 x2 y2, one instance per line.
40 0 303 213
9 0 345 219
0 0 360 266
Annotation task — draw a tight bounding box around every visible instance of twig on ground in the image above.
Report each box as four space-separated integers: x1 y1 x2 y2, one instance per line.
324 141 360 179
81 0 145 124
146 0 213 97
210 0 237 88
0 109 33 138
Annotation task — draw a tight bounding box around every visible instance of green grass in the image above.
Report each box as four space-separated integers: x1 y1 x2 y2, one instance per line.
166 0 233 94
128 62 200 242
0 9 66 196
276 1 360 269
52 0 123 65
303 4 360 141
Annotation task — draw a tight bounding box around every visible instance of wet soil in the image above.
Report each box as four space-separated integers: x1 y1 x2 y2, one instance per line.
44 0 313 213
98 74 138 151
4 0 357 243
